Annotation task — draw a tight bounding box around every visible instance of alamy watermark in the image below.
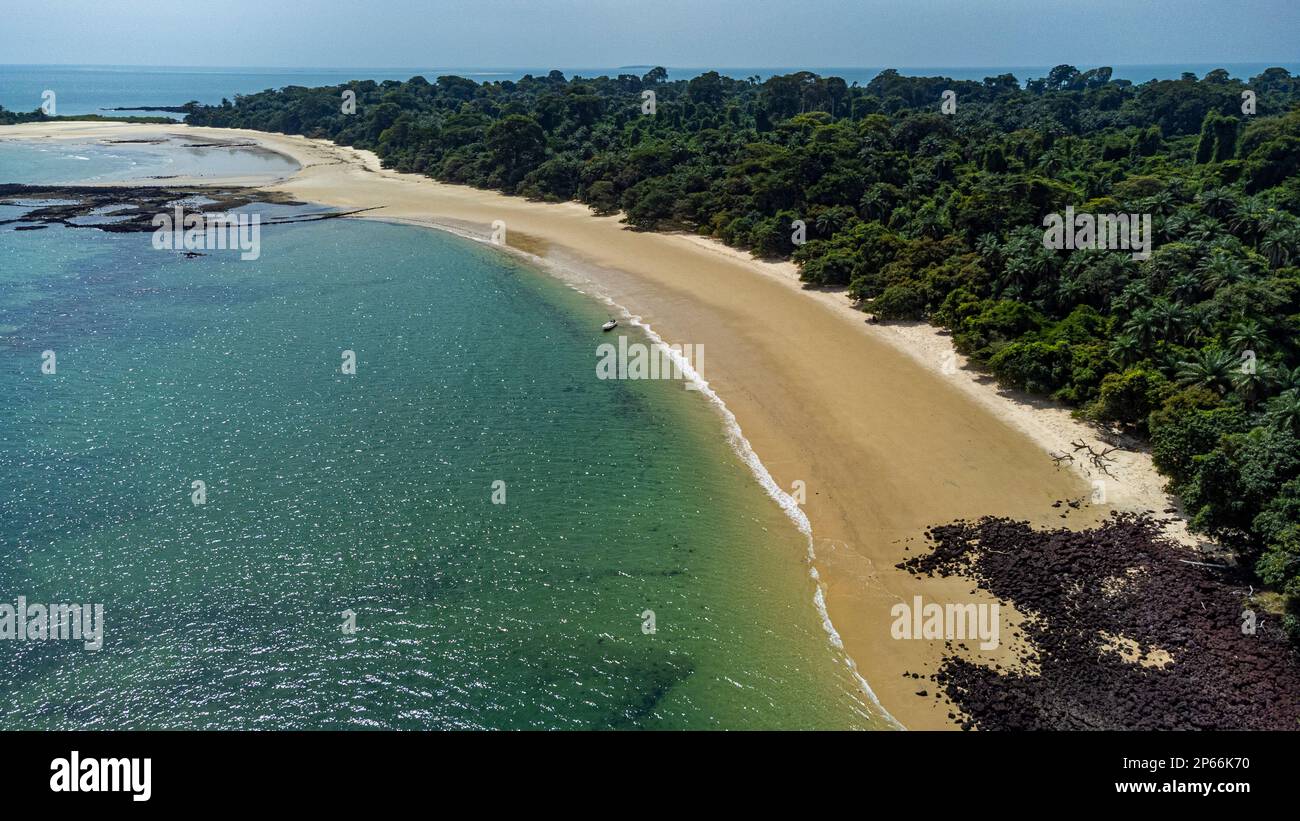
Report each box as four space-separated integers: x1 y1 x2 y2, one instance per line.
890 595 999 650
0 597 103 651
50 751 150 802
151 206 261 260
596 335 703 387
1043 206 1152 260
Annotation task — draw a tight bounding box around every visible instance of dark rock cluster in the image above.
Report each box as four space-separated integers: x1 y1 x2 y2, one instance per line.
899 513 1300 730
0 184 294 232
0 184 374 233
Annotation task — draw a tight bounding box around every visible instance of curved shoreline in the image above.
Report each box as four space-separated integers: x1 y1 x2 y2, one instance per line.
374 214 904 728
0 121 1199 730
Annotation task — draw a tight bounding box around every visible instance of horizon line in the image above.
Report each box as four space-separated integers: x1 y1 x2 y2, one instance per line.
2 61 1298 72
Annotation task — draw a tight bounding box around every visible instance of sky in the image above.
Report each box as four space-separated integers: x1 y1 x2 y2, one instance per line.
0 0 1296 69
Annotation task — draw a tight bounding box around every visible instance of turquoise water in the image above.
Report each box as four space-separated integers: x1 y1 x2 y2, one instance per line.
0 137 299 184
0 203 886 728
3 63 1297 117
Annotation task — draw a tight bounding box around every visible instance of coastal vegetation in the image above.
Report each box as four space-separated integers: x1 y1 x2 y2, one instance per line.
0 107 177 125
180 66 1300 635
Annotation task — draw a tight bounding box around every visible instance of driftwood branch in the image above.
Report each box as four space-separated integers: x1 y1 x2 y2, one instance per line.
1071 439 1120 478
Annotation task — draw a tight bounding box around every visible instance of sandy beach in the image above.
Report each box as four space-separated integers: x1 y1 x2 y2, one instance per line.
1 121 1200 729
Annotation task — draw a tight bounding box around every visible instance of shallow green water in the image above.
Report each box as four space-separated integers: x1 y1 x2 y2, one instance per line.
0 213 888 729
0 138 299 184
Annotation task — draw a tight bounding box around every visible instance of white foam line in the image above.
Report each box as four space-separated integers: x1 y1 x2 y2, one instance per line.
611 306 904 730
365 216 906 730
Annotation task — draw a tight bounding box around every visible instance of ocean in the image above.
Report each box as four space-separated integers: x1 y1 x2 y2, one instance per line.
0 145 889 728
1 63 1297 117
5 57 1294 731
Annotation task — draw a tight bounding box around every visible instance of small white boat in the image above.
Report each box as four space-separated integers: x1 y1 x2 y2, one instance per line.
601 319 618 332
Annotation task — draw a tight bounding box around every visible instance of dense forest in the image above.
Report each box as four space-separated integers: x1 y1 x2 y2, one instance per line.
92 66 1300 635
0 108 172 125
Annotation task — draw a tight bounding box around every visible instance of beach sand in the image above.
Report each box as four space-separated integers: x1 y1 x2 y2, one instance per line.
1 121 1200 729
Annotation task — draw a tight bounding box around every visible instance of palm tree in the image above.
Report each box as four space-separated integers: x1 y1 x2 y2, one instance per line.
1196 187 1235 220
997 256 1032 298
913 201 948 239
1142 191 1177 217
1185 218 1226 244
1197 252 1248 291
1273 364 1300 393
1123 310 1159 352
1170 271 1201 304
1206 234 1243 254
1258 208 1291 237
1150 299 1190 342
1230 196 1269 240
858 186 890 221
1265 389 1300 431
814 207 849 237
1233 361 1272 407
1183 305 1212 345
1162 206 1199 240
1259 227 1299 269
1028 244 1057 281
1112 280 1152 315
975 233 1002 264
1057 273 1086 306
1176 348 1237 395
1109 333 1143 366
1227 320 1269 354
1285 226 1300 264
1038 151 1064 176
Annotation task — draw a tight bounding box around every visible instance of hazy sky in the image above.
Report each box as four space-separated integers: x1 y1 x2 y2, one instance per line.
1 0 1296 68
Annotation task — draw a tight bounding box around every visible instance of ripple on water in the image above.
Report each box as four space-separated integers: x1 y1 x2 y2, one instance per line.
0 217 886 729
